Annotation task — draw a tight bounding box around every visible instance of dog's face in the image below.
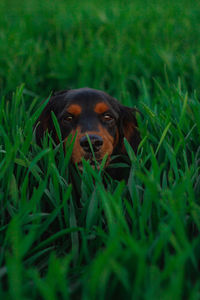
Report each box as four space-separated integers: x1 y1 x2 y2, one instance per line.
35 88 140 169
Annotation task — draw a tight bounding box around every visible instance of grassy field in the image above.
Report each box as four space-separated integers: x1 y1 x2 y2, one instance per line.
1 0 200 299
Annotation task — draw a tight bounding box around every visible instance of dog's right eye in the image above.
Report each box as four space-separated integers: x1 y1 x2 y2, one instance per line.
62 115 73 123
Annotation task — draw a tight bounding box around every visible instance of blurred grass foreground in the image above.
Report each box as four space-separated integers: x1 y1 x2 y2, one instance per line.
0 0 200 299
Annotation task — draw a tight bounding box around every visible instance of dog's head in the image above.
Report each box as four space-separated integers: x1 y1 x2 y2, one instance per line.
35 88 140 169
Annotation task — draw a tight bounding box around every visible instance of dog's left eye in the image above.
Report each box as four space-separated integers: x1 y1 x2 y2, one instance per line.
103 113 114 121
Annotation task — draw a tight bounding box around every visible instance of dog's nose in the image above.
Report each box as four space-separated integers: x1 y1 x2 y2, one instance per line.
80 135 103 152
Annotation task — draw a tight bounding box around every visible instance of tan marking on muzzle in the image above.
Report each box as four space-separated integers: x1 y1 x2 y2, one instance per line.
64 124 117 168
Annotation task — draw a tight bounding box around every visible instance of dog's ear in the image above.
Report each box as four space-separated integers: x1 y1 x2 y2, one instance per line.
34 90 70 146
119 105 140 154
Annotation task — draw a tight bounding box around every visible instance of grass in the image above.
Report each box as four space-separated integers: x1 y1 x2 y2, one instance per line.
0 0 200 299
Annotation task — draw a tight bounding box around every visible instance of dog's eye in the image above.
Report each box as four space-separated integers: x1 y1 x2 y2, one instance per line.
103 113 114 121
63 115 73 123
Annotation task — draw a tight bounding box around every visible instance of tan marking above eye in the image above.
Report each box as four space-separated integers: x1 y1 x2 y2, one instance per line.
94 102 109 114
67 104 82 116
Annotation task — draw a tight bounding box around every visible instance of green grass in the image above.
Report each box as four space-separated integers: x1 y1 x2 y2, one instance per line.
1 0 200 299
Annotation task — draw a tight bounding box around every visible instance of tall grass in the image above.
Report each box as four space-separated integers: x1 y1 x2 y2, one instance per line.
0 0 200 299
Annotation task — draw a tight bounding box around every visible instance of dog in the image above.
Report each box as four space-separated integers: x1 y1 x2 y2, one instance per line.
35 88 140 173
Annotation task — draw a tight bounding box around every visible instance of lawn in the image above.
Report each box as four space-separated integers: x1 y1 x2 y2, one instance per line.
0 0 200 299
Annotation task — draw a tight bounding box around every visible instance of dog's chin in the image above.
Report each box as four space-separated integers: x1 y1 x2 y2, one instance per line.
74 152 112 172
77 159 102 172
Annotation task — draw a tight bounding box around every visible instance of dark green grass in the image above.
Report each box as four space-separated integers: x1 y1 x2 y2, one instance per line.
1 0 200 299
